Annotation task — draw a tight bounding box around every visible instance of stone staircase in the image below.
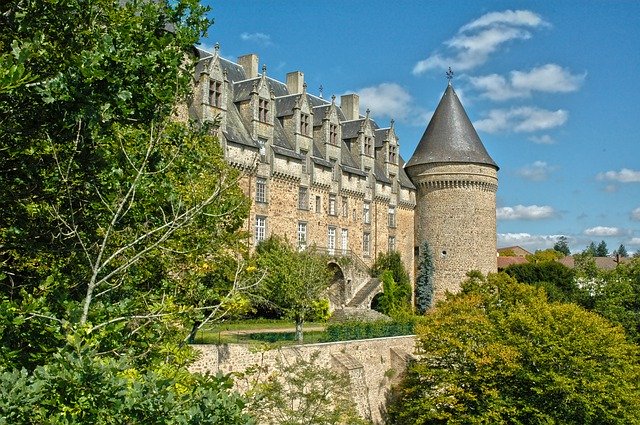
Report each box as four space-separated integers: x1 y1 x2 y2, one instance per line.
347 277 381 308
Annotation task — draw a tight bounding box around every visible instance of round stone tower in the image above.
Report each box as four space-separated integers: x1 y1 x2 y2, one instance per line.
405 83 498 301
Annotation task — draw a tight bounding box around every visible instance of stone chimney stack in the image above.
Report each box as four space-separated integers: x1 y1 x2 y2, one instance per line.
286 71 304 94
238 54 259 78
340 94 360 121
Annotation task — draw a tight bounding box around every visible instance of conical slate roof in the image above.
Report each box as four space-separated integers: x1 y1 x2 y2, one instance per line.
406 84 498 169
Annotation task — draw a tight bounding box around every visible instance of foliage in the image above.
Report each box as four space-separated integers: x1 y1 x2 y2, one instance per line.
0 345 253 425
254 237 332 342
370 251 412 314
245 352 369 425
415 240 435 314
322 319 415 342
585 241 598 256
387 272 640 424
503 260 581 304
498 248 516 257
591 257 640 344
525 248 564 263
0 0 255 420
553 235 571 256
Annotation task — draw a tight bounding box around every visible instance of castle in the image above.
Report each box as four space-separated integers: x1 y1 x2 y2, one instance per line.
190 45 498 307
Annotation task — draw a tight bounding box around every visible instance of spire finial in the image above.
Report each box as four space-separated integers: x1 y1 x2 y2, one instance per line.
446 67 454 85
331 94 336 104
319 84 324 99
366 108 370 118
214 42 220 52
390 118 395 128
262 64 267 76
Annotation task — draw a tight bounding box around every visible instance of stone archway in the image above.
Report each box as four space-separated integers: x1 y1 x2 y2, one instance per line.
369 291 385 312
326 261 347 310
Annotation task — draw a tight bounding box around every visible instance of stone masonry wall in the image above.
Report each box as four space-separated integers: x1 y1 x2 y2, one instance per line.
189 336 416 424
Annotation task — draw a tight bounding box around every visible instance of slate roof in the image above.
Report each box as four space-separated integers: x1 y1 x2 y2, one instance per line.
406 84 498 169
223 103 258 149
398 158 416 189
374 128 390 148
233 76 290 102
341 120 363 139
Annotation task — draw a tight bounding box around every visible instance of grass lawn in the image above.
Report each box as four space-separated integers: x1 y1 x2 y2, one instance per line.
193 319 327 346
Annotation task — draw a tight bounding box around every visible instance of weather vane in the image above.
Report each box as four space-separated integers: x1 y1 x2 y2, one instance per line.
446 67 454 83
319 84 324 99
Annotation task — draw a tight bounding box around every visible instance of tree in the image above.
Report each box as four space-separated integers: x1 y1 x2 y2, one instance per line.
370 251 412 315
585 241 598 256
503 261 580 304
553 235 571 256
525 248 564 263
255 237 332 342
1 0 255 419
245 352 369 425
387 272 640 424
415 240 434 314
615 244 629 258
596 240 609 257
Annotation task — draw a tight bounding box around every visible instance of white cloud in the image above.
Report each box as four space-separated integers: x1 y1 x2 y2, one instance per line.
497 205 556 220
517 161 554 181
628 237 640 246
474 107 568 134
631 207 640 221
528 134 555 144
583 226 621 237
469 64 586 101
498 232 564 250
240 32 273 46
596 168 640 183
354 83 430 125
413 10 548 75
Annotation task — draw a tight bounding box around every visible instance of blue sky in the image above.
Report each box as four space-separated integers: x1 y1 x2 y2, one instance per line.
200 1 640 255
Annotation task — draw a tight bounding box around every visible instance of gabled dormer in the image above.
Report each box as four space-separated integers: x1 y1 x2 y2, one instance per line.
194 44 230 124
375 119 400 178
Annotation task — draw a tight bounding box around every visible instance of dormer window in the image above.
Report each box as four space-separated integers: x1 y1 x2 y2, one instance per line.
258 98 269 122
364 136 373 156
301 112 311 136
209 79 222 107
389 145 397 163
330 124 338 145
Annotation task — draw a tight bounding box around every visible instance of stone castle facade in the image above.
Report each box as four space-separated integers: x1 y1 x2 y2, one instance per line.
189 45 498 306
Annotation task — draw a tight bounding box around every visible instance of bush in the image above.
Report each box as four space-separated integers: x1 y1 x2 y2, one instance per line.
322 319 415 342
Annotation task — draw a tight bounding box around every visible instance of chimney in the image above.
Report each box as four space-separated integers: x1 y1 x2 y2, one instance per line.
340 94 360 120
286 71 304 94
237 54 259 79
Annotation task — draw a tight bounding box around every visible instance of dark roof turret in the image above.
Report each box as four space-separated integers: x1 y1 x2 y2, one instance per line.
406 84 498 169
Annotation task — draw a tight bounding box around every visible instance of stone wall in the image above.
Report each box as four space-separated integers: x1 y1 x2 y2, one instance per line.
189 336 416 424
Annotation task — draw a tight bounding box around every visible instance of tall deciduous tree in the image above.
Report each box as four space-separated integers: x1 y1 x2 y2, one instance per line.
255 237 332 342
415 240 434 314
387 272 640 424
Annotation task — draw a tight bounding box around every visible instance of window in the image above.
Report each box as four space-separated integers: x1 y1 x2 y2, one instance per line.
255 216 266 244
256 177 267 203
363 136 373 156
209 79 222 107
341 229 348 255
328 227 336 255
315 195 321 213
258 98 269 122
329 123 338 145
363 232 371 256
298 187 308 210
363 202 371 224
301 112 310 136
298 222 307 249
388 145 397 163
388 206 396 228
388 236 396 252
300 149 308 173
328 194 337 216
341 196 348 217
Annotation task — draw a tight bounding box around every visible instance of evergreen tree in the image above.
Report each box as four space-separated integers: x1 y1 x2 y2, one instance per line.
596 240 609 257
553 235 571 256
415 240 435 314
585 241 598 256
616 244 629 257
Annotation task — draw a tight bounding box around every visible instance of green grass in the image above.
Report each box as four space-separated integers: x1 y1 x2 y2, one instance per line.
192 319 327 346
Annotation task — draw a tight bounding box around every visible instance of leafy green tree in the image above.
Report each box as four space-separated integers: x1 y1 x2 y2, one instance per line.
245 352 369 425
255 237 332 342
553 235 571 255
596 240 609 257
503 260 580 304
415 240 434 314
371 251 412 313
387 272 640 424
525 248 564 263
0 0 256 420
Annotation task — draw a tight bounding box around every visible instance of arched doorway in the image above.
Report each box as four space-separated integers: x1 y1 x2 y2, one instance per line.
327 261 346 310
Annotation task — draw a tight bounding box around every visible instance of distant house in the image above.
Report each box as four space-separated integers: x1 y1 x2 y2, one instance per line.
497 246 531 270
558 255 632 271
